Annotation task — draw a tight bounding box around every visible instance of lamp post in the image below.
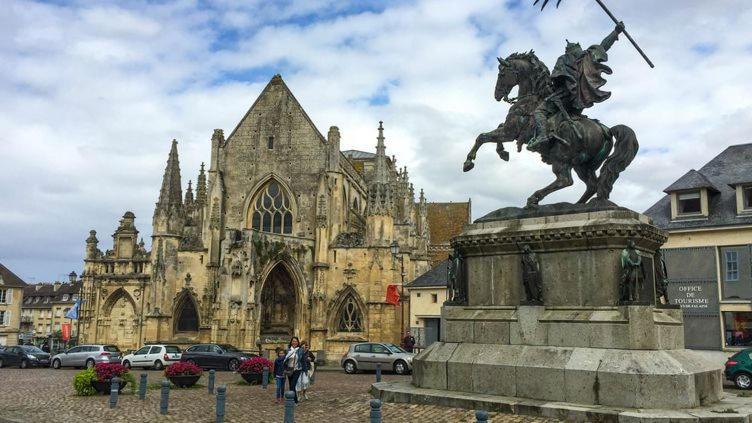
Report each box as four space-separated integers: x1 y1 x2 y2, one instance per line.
390 241 407 341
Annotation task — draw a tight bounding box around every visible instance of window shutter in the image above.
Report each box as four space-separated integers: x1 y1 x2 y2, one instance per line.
6 288 11 305
4 311 9 326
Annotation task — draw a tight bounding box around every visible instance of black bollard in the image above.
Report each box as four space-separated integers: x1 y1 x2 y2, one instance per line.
216 385 227 423
284 390 296 423
160 379 170 415
475 410 489 423
262 366 269 389
369 399 382 423
208 369 216 394
109 377 120 409
139 373 147 400
375 363 382 382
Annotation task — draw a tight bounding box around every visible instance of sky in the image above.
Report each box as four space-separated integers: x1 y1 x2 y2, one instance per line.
1 0 751 282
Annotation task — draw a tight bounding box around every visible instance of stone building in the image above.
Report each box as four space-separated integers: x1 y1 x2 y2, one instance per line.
0 263 28 347
645 143 752 350
19 274 81 345
78 75 433 360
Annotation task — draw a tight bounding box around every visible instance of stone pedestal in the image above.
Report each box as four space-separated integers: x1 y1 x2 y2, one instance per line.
376 205 725 415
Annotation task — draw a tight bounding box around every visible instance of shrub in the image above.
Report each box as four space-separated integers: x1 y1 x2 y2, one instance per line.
165 361 202 377
73 368 96 396
238 356 273 374
94 362 129 382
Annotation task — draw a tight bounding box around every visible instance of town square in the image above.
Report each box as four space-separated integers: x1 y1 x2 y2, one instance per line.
1 0 752 422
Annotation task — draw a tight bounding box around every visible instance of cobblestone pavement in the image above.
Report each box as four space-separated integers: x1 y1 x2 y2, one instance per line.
0 368 560 422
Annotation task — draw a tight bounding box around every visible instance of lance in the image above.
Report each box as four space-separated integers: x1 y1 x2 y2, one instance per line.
533 0 654 68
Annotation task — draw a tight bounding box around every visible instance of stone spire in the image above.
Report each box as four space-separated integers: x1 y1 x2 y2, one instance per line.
367 121 394 216
195 162 207 207
184 180 194 210
373 121 388 183
156 139 183 211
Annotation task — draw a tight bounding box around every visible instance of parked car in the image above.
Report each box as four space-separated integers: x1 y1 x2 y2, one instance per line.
122 345 182 370
725 349 752 389
0 345 51 368
51 344 122 369
180 344 256 371
340 342 414 375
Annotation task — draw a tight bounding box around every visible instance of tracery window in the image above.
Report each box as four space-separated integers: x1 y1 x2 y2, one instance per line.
251 181 293 234
338 295 363 332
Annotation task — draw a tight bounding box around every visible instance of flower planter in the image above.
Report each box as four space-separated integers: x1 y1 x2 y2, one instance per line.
168 374 201 388
91 379 128 395
240 372 263 385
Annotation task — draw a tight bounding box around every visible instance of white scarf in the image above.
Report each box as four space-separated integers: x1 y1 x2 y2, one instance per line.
285 346 299 369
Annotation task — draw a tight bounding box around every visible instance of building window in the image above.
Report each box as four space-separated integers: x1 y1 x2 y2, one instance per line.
338 295 363 332
267 136 274 149
725 312 752 347
250 181 293 234
677 191 701 215
745 186 752 210
62 294 69 302
725 251 740 281
55 309 62 318
416 293 421 298
0 289 6 304
0 310 6 326
431 293 438 303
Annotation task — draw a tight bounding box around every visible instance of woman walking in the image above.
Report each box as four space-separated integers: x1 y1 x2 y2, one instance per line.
296 341 315 400
283 336 304 403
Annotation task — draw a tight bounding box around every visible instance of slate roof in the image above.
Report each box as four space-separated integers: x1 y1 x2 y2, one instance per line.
405 259 450 288
0 263 28 288
663 169 720 193
342 150 376 160
22 282 81 308
645 143 752 230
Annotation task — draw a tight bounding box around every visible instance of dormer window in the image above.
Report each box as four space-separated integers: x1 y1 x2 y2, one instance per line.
743 185 752 212
677 191 702 215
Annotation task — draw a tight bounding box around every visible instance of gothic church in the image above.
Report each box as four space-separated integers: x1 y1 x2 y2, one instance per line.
78 75 432 360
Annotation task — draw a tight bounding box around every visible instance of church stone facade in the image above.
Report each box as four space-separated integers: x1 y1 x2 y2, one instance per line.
78 75 431 360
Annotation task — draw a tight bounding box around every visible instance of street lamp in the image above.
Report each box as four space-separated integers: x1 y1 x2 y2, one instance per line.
390 241 407 342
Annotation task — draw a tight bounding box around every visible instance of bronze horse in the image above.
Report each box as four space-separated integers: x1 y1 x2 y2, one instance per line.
463 51 638 208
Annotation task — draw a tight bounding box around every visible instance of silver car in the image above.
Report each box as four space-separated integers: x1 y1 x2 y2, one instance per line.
51 344 122 369
340 342 414 375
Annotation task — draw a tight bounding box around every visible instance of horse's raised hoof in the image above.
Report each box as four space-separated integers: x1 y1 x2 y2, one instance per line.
497 150 510 161
463 160 475 172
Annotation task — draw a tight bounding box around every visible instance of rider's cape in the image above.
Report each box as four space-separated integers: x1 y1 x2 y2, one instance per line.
551 45 612 111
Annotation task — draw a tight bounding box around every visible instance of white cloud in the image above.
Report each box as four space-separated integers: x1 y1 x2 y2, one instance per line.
1 0 751 281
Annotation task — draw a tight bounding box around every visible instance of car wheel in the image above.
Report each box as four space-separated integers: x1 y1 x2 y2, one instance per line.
393 360 408 375
85 359 95 369
154 360 164 370
343 360 357 374
52 359 61 369
228 359 239 372
20 360 29 369
122 360 131 369
735 373 752 390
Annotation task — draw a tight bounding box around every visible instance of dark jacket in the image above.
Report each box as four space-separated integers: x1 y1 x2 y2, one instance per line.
274 357 286 377
301 351 316 372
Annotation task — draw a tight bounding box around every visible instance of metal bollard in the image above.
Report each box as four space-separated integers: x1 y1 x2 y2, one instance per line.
375 363 382 382
139 373 147 400
160 379 170 415
475 410 489 423
284 390 296 423
208 369 216 394
216 385 227 423
109 377 120 409
369 399 382 423
262 366 269 389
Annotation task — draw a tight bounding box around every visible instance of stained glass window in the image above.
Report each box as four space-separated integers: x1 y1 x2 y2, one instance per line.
338 295 363 332
251 181 293 234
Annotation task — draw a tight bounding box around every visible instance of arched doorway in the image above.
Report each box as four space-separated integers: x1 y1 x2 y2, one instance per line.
260 264 297 336
103 289 137 349
174 291 199 333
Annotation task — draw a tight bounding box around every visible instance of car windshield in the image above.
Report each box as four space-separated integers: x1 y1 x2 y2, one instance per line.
165 346 181 353
219 344 240 352
21 346 44 353
385 344 406 354
104 345 120 353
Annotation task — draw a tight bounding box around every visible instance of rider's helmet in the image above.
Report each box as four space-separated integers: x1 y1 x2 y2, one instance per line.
565 39 583 56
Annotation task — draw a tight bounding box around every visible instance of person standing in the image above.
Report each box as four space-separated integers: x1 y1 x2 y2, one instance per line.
273 348 286 404
402 332 416 353
297 341 315 400
284 336 304 403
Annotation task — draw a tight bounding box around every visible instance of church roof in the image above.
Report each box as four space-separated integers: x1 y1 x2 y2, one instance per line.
342 150 376 160
0 263 28 288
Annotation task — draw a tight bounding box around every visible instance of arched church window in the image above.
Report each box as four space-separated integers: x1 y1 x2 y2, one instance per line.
338 295 363 332
250 181 293 234
175 297 199 332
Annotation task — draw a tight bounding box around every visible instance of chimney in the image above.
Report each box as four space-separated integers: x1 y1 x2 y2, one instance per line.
53 281 61 292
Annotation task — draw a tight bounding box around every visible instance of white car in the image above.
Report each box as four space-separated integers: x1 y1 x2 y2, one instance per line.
121 345 182 370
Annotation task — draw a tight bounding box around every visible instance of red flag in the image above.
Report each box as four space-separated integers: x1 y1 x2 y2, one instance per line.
386 285 400 305
61 323 72 341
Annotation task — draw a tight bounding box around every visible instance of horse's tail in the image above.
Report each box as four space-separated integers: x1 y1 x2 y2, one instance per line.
596 124 638 200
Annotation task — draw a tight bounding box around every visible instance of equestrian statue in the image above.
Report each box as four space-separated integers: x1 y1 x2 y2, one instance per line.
463 22 641 208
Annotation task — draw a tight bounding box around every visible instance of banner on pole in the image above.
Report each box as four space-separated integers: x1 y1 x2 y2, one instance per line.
62 323 72 341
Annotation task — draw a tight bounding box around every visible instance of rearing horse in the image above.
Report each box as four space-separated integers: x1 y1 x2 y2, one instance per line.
463 51 638 208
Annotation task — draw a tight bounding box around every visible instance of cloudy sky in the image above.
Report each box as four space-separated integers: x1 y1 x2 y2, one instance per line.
1 0 751 282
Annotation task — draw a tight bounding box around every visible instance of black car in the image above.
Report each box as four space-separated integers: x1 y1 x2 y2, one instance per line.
180 344 256 371
0 345 51 368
